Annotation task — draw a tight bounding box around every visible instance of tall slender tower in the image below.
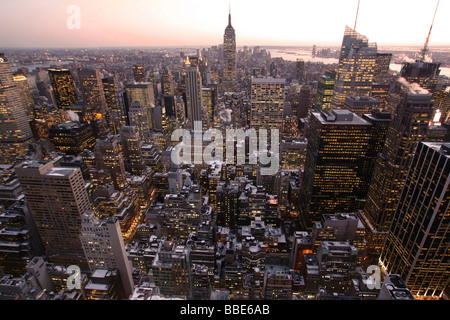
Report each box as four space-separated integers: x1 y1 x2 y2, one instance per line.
331 26 378 109
361 81 433 259
77 68 108 121
0 53 33 164
380 141 449 298
185 66 203 129
222 6 237 93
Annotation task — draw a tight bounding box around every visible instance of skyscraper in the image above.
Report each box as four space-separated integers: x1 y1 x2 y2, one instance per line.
0 53 33 164
128 100 152 144
15 160 92 269
94 135 127 191
380 142 449 298
80 212 135 298
250 77 285 131
331 26 377 109
361 83 434 258
315 71 336 110
13 74 35 119
125 82 155 130
102 76 120 131
222 8 237 93
119 125 145 175
49 121 96 155
185 66 204 128
48 69 78 110
400 60 440 93
300 109 372 228
132 65 146 83
77 68 108 121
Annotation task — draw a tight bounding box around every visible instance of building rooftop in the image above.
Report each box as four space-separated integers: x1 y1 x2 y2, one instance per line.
313 109 370 126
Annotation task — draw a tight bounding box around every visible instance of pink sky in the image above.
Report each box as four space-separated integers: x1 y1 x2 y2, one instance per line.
1 0 448 48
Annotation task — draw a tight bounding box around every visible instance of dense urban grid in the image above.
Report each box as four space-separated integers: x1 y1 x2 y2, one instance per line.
0 7 449 302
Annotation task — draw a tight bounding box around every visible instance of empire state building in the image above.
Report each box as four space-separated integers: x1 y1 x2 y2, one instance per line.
223 9 237 93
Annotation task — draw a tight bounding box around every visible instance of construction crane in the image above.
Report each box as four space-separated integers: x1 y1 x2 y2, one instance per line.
354 0 360 31
417 0 440 62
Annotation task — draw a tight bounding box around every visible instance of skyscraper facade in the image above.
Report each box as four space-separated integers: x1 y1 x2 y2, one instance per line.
250 77 285 131
301 109 372 228
222 10 237 93
125 82 155 131
185 66 204 129
380 142 449 298
77 68 108 121
361 84 434 257
331 26 377 109
48 69 78 110
0 53 33 164
132 65 146 83
80 212 135 297
15 160 92 269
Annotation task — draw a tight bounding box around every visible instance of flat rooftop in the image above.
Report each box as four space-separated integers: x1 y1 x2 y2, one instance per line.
313 109 370 126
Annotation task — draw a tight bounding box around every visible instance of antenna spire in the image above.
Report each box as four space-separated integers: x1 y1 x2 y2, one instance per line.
354 0 360 31
228 0 232 27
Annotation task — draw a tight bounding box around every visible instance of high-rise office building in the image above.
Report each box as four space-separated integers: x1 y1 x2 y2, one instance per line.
125 82 155 130
202 87 217 129
361 83 433 258
344 96 381 116
301 109 372 228
80 212 135 298
77 68 108 121
0 53 33 164
222 9 237 93
315 71 336 110
48 69 78 110
250 77 285 131
331 26 378 109
119 126 145 175
132 65 146 83
13 74 35 119
161 67 175 97
102 76 120 132
15 160 92 269
400 60 440 93
128 100 152 144
49 121 96 155
94 135 127 191
185 66 204 128
296 59 306 84
380 142 449 299
373 53 393 84
360 110 392 197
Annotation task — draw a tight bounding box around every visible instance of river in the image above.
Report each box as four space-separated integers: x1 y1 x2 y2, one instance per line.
269 49 450 78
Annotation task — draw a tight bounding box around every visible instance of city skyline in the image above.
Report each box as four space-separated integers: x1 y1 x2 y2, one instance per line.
0 0 449 49
0 0 449 304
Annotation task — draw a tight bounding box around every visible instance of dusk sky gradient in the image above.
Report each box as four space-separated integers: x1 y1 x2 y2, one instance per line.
0 0 449 48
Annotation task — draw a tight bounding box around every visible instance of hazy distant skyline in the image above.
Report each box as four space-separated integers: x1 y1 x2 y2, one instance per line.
0 0 448 49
